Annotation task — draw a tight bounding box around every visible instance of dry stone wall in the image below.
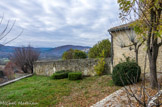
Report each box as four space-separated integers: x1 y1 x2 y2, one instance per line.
34 58 111 76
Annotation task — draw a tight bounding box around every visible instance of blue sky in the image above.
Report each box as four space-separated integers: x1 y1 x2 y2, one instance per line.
0 0 120 48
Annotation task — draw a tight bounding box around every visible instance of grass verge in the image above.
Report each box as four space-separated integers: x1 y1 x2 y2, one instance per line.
0 75 120 107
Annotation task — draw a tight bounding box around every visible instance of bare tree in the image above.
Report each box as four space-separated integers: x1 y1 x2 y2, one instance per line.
0 13 23 45
115 27 145 64
10 45 40 73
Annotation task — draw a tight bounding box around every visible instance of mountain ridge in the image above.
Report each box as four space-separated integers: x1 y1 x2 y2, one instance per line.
0 45 91 60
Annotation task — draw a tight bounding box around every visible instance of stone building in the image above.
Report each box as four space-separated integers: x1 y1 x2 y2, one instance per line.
108 23 162 73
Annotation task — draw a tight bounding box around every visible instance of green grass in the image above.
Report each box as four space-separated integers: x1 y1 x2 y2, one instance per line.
0 75 120 107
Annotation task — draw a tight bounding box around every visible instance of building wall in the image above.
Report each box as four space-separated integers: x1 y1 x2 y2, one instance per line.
33 58 111 76
111 30 162 72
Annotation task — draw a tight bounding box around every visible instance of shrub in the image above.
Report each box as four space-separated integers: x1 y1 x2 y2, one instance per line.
51 73 67 79
62 49 87 60
94 58 106 76
73 50 87 59
68 72 82 80
88 39 111 58
51 70 71 79
112 61 141 86
3 62 15 80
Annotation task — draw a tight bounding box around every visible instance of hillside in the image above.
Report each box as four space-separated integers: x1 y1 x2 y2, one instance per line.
40 45 90 60
0 45 90 60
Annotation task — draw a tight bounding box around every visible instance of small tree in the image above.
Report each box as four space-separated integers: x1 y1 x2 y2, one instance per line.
88 39 111 58
11 45 40 73
62 49 87 60
94 58 106 76
115 28 145 64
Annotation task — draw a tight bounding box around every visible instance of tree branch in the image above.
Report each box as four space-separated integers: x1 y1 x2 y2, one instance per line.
3 29 23 45
135 0 151 27
0 20 16 40
137 39 145 49
0 14 22 46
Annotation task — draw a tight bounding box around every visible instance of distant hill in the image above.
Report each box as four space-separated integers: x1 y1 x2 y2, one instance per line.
40 45 90 60
0 45 18 58
0 45 91 60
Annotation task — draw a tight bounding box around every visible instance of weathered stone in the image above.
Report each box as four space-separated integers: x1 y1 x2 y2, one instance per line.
33 58 111 76
111 30 162 73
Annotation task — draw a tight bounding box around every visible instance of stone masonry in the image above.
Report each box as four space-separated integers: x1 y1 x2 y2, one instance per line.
33 58 111 76
111 30 162 73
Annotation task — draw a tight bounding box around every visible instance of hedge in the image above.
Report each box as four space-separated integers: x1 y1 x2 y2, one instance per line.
51 70 71 79
68 72 82 80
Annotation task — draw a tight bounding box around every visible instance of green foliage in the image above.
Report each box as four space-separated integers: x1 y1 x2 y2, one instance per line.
68 72 82 80
62 49 87 60
118 0 162 36
62 49 74 60
112 61 141 86
73 50 87 59
94 58 106 76
51 73 67 79
88 39 111 58
51 70 71 79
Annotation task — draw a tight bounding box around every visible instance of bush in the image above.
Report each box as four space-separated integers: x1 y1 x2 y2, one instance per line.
0 71 4 78
94 58 106 76
68 72 82 80
62 49 87 60
51 73 67 79
73 50 87 59
51 70 71 79
112 61 141 86
88 39 111 58
4 62 15 80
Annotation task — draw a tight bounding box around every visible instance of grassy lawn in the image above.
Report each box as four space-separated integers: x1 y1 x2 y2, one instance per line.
0 75 120 107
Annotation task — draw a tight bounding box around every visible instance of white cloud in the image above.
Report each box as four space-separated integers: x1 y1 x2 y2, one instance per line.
0 0 119 47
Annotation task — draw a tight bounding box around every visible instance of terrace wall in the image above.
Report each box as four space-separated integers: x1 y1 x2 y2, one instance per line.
33 58 111 76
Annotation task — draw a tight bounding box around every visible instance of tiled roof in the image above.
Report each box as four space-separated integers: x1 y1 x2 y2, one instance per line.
108 22 133 32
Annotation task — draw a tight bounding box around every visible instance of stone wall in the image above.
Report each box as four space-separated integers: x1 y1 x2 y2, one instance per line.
33 58 111 76
111 30 162 72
